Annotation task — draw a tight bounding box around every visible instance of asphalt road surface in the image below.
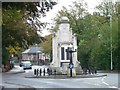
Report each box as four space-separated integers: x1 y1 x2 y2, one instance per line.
1 65 119 89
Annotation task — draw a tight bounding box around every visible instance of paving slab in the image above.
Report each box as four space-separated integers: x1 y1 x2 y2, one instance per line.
5 66 25 74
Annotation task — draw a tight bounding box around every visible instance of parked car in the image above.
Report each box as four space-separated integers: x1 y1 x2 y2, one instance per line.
19 61 32 70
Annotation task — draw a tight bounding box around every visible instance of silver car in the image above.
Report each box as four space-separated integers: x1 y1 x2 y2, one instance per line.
20 61 32 70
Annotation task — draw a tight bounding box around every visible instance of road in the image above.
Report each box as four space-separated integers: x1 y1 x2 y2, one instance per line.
1 65 119 89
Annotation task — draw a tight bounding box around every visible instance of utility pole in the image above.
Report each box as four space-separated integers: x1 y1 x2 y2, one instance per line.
110 14 113 70
35 44 38 65
109 0 113 70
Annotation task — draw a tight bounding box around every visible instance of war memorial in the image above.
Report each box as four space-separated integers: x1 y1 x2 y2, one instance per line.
50 16 83 76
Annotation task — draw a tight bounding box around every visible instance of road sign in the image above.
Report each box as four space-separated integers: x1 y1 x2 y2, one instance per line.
69 63 74 69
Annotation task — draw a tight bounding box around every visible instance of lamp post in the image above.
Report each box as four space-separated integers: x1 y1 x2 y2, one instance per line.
108 0 113 70
110 15 113 70
35 44 38 65
66 44 76 77
37 51 41 65
109 14 113 71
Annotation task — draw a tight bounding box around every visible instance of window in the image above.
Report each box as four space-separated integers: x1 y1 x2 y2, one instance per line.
66 47 70 60
61 47 65 60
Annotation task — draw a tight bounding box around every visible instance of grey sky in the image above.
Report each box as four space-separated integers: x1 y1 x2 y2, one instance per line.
41 0 118 36
40 0 102 36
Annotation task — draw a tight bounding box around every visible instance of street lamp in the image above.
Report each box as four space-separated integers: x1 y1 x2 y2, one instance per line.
35 44 38 65
37 51 41 65
108 0 113 70
66 44 76 77
108 14 113 71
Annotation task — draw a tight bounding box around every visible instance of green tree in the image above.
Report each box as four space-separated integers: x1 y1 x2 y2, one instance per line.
2 2 57 65
40 35 52 55
51 1 118 70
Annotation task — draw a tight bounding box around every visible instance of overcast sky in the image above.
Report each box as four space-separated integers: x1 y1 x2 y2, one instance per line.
40 0 116 36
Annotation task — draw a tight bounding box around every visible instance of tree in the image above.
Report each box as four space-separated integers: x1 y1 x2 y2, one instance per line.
2 1 57 65
51 0 118 70
40 35 52 55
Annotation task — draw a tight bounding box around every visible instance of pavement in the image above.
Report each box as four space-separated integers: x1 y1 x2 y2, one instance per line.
2 66 25 89
5 65 25 74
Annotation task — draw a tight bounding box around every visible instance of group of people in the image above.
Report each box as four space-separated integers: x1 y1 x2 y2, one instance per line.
83 67 97 75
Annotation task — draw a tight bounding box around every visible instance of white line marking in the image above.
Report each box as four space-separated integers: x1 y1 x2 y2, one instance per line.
102 76 109 86
102 76 118 89
84 82 101 86
109 86 118 88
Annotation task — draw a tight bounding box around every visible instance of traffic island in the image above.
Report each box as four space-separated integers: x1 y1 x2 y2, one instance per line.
25 74 107 79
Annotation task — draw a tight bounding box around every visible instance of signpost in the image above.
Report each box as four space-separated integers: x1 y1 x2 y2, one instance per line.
69 63 74 69
66 44 76 77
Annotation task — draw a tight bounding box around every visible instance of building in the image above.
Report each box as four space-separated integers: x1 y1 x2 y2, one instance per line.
22 46 49 65
51 17 83 75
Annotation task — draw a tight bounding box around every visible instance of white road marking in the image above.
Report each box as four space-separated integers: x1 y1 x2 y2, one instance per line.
102 76 118 88
109 86 118 88
102 76 109 86
84 82 101 86
86 78 100 80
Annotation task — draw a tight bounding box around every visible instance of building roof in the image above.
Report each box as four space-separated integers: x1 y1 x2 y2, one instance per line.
60 16 69 23
22 46 42 54
61 16 69 21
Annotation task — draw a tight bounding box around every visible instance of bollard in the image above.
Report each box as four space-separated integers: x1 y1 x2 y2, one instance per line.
95 69 97 74
51 69 53 75
39 68 42 76
94 67 97 74
49 69 52 75
83 68 87 75
88 68 91 74
43 68 45 76
91 67 94 74
85 68 87 75
34 69 37 75
36 69 39 76
54 69 56 75
47 68 50 76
